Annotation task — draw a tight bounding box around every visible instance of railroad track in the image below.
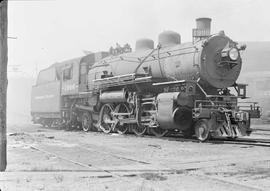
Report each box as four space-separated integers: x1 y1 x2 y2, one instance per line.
26 145 264 191
13 132 266 191
209 137 270 147
253 128 270 132
32 124 270 148
24 144 171 190
128 132 270 148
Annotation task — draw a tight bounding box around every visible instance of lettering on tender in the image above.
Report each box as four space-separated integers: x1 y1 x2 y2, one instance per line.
35 95 55 100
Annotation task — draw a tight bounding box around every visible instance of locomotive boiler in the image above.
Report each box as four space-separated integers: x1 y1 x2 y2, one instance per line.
31 18 260 141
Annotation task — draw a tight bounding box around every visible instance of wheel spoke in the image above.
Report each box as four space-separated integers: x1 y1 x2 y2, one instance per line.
133 106 148 136
99 104 115 134
132 124 147 136
114 103 130 135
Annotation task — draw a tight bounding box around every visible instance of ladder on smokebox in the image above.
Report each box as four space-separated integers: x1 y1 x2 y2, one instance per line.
93 73 153 91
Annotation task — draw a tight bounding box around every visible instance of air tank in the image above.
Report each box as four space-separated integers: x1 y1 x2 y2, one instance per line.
100 90 128 103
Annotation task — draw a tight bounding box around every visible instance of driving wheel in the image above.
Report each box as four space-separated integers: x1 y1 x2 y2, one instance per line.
114 103 130 135
99 104 115 134
81 112 93 132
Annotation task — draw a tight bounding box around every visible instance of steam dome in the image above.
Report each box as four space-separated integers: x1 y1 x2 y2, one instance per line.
158 31 181 47
135 38 154 51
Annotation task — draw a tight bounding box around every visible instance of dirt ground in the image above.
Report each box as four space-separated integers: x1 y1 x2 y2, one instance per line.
1 123 270 191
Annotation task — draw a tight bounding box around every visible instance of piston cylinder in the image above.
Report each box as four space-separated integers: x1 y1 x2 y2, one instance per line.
156 92 192 130
100 90 128 103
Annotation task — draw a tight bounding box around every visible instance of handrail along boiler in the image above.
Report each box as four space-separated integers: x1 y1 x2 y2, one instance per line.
31 18 260 141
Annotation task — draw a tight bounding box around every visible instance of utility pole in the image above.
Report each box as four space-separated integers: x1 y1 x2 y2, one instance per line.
0 0 8 171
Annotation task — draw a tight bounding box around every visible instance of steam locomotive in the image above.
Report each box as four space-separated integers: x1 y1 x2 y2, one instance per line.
31 18 260 141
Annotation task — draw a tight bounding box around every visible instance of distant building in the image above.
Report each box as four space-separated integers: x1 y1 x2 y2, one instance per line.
240 41 270 73
238 41 270 120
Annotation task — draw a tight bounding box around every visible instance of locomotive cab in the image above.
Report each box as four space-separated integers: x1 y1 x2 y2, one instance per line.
78 53 95 92
60 59 80 95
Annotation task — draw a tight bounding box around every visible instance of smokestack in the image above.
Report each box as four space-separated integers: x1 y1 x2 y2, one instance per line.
193 17 212 42
196 18 211 33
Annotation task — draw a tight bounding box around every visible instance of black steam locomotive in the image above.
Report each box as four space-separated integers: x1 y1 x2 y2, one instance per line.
31 18 260 141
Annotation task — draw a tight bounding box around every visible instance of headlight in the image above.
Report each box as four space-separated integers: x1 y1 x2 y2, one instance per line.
229 48 239 60
235 113 241 120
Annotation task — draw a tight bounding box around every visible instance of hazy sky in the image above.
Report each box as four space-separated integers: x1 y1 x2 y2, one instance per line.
8 0 270 77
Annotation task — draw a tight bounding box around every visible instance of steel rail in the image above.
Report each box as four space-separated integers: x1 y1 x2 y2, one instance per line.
10 129 269 191
26 144 157 189
123 132 270 148
32 124 270 148
26 144 267 190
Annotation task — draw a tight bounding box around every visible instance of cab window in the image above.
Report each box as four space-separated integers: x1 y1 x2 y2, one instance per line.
63 67 72 81
36 67 56 85
80 62 88 75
